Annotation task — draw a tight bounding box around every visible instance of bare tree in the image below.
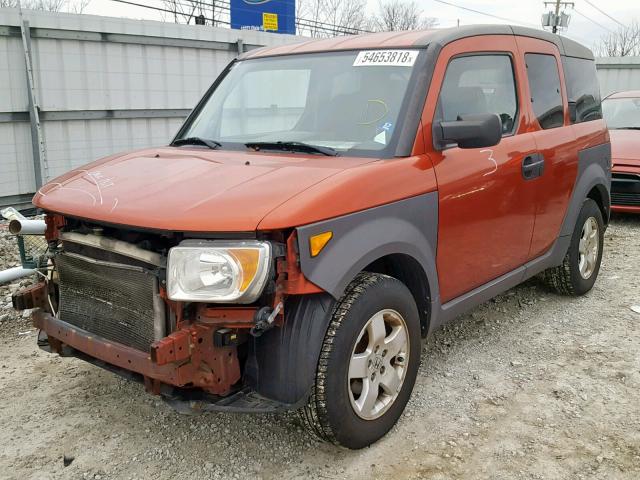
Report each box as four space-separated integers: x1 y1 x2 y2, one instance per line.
594 20 640 57
162 0 198 24
28 0 66 11
372 0 438 32
297 0 370 37
160 0 228 27
3 0 92 13
68 0 90 14
322 0 369 34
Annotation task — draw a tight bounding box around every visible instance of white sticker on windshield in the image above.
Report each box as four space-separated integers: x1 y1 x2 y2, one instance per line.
353 50 419 67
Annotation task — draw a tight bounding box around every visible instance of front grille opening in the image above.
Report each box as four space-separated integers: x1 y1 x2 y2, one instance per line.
56 252 161 352
612 173 640 207
611 192 640 206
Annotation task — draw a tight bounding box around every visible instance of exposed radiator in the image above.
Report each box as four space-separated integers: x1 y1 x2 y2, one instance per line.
56 251 164 352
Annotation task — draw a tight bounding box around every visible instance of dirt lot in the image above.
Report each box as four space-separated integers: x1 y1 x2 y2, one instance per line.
0 215 639 480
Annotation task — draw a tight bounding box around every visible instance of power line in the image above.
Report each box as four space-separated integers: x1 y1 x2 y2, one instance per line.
111 0 373 35
582 0 626 29
573 7 616 34
110 0 230 25
201 0 373 33
431 0 539 29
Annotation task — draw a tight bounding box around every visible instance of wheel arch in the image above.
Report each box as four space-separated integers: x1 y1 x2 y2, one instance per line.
586 183 610 226
363 253 432 337
296 193 440 323
560 142 611 238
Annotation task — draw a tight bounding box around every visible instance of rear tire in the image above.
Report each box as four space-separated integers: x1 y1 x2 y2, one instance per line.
300 272 421 449
541 198 604 296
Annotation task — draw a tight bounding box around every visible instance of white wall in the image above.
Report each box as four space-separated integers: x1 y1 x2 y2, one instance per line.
596 56 640 98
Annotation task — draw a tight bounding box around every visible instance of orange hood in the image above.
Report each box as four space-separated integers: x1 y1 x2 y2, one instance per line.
610 129 640 166
33 147 374 232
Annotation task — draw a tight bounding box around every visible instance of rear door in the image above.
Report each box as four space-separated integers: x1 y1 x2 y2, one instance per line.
514 36 577 259
422 35 539 302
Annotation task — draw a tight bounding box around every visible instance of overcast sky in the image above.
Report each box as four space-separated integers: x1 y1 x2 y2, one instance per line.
83 0 640 49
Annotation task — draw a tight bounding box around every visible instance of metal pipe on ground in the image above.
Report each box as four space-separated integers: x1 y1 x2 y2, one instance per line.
0 266 35 285
8 219 46 235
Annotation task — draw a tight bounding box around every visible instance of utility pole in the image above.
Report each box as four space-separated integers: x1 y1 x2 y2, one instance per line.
552 0 560 33
542 1 573 34
17 0 48 188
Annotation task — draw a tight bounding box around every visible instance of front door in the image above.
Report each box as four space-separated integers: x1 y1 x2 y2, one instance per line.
422 35 539 302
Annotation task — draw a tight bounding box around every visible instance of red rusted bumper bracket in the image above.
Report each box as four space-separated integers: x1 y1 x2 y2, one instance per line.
33 311 240 394
150 329 191 366
12 282 50 312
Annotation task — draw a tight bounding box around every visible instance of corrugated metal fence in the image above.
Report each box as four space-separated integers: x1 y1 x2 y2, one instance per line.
596 56 640 98
0 8 298 206
2 11 638 207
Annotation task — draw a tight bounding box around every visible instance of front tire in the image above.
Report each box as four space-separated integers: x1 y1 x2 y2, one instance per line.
541 198 604 296
301 272 421 449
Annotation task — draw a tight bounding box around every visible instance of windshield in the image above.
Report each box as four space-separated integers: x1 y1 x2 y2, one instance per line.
176 50 422 156
602 97 640 129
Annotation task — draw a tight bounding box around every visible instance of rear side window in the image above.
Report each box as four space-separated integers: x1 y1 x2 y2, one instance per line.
563 56 602 123
437 55 518 134
525 53 564 129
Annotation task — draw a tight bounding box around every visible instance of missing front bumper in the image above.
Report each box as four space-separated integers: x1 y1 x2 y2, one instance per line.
34 318 298 414
32 310 240 395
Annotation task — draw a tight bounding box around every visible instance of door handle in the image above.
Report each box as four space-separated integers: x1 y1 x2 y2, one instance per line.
522 153 545 180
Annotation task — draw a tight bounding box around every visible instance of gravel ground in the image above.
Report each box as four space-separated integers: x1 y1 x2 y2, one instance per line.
0 215 639 480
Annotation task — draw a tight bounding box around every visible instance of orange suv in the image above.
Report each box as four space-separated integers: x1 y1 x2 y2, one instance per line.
14 25 611 448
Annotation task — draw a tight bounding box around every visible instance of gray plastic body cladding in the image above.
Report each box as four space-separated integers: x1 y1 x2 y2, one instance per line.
433 235 570 329
434 141 611 329
245 293 335 405
297 192 439 306
560 142 611 238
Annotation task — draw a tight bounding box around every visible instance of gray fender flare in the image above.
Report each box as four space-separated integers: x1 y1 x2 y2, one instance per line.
560 142 611 239
296 192 440 303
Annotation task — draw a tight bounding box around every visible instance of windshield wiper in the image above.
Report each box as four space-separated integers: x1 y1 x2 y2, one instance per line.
616 127 640 130
172 137 222 149
245 141 338 157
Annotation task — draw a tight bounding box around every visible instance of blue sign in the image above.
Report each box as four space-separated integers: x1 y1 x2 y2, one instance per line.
230 0 296 35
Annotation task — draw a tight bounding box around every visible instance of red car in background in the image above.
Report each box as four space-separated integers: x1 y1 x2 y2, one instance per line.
603 91 640 213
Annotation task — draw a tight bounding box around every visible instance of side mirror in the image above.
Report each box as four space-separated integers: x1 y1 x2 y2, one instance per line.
434 113 502 149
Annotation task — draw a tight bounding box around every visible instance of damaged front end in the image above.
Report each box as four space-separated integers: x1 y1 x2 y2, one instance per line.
12 213 325 413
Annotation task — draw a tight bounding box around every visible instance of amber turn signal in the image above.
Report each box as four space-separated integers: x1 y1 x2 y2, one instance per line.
309 231 333 257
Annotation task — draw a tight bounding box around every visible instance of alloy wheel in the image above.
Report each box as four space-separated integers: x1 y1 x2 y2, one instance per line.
578 216 599 279
348 309 410 420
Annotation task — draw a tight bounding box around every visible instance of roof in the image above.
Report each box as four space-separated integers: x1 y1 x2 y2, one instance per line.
605 90 640 99
241 24 593 61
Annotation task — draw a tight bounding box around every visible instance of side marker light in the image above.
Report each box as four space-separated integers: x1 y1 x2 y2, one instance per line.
309 231 333 257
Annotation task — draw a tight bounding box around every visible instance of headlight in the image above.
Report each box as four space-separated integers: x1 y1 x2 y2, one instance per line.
167 240 271 303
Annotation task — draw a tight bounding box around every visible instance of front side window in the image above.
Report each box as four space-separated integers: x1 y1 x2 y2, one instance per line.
602 96 640 129
437 54 518 135
178 50 422 156
563 56 602 123
525 53 564 129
